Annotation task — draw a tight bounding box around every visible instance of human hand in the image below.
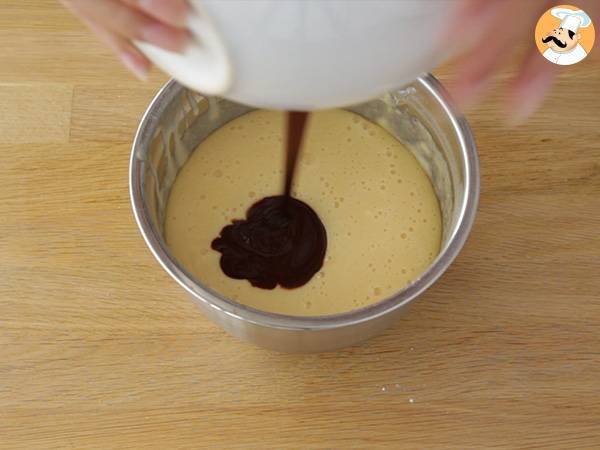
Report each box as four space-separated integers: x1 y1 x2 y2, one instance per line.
61 0 192 80
445 0 598 124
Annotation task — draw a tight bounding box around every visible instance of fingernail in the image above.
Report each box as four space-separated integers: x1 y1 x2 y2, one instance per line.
121 52 149 81
506 93 541 127
506 70 556 126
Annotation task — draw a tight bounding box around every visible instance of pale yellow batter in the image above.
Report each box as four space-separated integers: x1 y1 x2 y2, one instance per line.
165 109 441 316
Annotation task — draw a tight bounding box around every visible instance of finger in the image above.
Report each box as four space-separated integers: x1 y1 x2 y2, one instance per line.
505 45 559 125
436 0 506 59
119 43 153 81
63 0 191 52
449 0 551 109
123 0 191 29
446 1 518 109
85 18 152 80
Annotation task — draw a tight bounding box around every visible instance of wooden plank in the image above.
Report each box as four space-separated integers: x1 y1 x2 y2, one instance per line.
1 1 599 449
0 84 72 144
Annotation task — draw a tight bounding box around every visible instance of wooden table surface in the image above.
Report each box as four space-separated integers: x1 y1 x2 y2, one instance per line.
2 2 600 449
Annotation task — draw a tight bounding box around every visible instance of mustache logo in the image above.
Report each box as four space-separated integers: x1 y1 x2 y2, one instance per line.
542 35 567 48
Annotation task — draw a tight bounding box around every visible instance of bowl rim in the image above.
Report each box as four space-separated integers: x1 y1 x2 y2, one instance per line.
129 74 479 331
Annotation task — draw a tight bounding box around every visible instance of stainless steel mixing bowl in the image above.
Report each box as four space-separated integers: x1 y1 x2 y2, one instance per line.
130 75 479 352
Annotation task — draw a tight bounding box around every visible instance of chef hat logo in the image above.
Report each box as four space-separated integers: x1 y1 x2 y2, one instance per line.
535 4 595 66
551 8 592 33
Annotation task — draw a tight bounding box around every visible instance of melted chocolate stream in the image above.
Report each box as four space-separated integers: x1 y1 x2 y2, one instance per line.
211 112 327 290
283 111 308 198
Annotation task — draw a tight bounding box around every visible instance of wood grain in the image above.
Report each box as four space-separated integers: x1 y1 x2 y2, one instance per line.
1 2 599 449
